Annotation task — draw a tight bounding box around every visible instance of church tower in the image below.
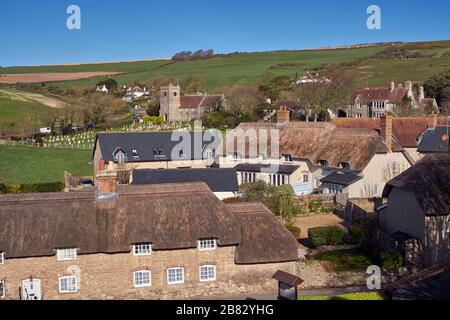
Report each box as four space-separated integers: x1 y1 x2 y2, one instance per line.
160 83 181 122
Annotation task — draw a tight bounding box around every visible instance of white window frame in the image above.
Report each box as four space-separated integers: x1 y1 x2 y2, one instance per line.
132 243 152 256
199 265 216 282
0 252 4 265
133 270 152 288
58 276 78 293
56 248 77 261
167 267 184 285
0 280 5 298
198 238 217 251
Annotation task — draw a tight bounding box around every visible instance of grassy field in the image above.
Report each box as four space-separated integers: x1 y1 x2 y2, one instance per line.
0 145 92 184
0 89 57 132
299 292 387 300
2 40 449 91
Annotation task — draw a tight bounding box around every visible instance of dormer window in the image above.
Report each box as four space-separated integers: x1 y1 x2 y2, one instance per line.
340 162 352 171
283 154 293 162
132 243 152 256
198 238 217 251
318 160 329 169
56 248 77 261
0 252 5 265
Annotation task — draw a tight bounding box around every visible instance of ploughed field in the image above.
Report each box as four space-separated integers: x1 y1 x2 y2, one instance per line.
0 71 122 84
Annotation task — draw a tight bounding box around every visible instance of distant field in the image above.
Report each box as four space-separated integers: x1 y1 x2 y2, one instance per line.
1 46 387 91
1 40 449 91
0 145 92 184
0 89 57 132
0 72 122 84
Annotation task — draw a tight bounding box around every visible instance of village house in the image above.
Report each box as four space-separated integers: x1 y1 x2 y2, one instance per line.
122 85 151 102
378 157 450 268
333 115 449 161
92 131 221 177
218 109 413 198
130 168 239 200
347 81 438 119
0 178 300 300
159 83 225 122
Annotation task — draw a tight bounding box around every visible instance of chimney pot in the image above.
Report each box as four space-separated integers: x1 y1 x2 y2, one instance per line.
277 106 290 124
419 86 425 101
96 171 118 200
99 160 106 171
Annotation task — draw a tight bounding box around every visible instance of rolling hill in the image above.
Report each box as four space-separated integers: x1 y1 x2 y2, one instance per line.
1 40 449 92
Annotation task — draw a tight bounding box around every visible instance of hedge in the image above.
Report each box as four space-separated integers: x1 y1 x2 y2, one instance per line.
308 226 344 247
0 182 64 194
380 250 403 270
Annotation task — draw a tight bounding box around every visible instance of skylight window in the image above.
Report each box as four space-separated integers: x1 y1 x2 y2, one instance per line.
132 149 138 157
158 148 165 156
153 149 158 156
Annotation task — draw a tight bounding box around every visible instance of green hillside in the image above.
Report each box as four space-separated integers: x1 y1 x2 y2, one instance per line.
0 89 56 133
2 40 449 91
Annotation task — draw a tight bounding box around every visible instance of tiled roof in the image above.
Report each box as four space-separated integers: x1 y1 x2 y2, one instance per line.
180 96 205 109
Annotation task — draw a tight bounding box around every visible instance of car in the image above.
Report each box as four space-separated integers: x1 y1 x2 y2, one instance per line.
71 124 83 131
39 127 52 134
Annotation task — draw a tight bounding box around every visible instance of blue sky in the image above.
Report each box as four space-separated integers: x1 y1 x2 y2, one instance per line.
0 0 449 67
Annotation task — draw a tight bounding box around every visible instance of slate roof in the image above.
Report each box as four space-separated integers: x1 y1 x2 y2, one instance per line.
94 131 221 163
382 157 450 216
131 168 238 192
0 183 299 264
235 163 300 175
320 171 363 186
417 126 450 153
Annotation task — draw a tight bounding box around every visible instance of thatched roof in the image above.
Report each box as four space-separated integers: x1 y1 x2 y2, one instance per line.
383 157 450 216
0 183 298 264
221 121 404 171
333 117 449 148
226 203 299 264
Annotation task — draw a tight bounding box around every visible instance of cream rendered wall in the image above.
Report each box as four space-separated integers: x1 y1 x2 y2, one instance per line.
347 152 411 198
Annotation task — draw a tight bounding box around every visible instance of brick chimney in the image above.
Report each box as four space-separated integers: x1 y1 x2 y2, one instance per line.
381 112 393 153
277 106 290 124
405 81 412 91
390 81 395 92
419 86 425 101
96 170 118 200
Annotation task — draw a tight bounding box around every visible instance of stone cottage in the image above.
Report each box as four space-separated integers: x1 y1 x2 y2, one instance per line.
0 178 299 300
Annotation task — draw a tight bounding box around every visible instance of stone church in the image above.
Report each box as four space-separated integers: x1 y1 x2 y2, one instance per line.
159 83 224 122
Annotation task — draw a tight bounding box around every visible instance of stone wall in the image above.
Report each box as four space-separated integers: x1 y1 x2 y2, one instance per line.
0 246 296 300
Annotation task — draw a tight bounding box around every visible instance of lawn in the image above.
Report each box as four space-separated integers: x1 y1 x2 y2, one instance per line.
299 292 387 300
0 145 92 184
313 249 374 271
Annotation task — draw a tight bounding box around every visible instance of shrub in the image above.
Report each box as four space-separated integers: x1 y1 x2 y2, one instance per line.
308 226 344 247
0 182 64 194
285 224 301 239
380 250 403 270
348 224 365 243
143 116 164 125
308 199 323 212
